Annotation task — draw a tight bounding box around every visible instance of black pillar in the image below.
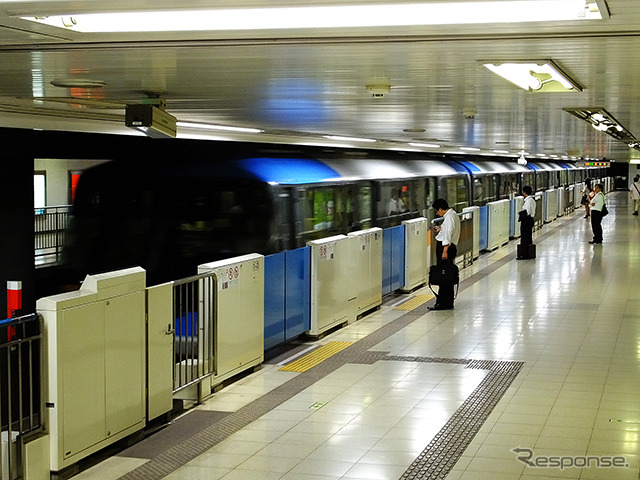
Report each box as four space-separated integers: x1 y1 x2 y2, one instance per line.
0 149 34 317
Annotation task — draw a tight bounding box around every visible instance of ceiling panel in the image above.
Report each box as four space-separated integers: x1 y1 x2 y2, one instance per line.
0 0 638 162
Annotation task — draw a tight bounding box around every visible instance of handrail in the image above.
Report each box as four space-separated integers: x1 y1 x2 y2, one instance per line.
172 272 216 402
34 205 72 265
1 313 44 479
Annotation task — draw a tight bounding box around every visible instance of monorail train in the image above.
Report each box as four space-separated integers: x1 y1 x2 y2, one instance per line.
62 145 605 285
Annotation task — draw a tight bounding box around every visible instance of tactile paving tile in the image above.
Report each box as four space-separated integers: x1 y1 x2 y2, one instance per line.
400 360 525 480
279 341 352 372
117 264 526 480
350 351 391 364
384 355 471 365
395 294 435 311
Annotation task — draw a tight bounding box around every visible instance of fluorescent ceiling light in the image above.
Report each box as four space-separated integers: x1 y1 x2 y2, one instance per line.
564 106 639 150
176 121 262 133
460 146 481 151
483 60 582 92
324 135 376 143
409 142 441 148
22 1 605 33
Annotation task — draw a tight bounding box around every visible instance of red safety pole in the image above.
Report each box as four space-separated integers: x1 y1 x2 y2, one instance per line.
6 280 21 341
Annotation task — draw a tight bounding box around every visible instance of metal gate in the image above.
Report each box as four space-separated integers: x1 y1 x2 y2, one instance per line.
0 314 44 480
172 273 216 397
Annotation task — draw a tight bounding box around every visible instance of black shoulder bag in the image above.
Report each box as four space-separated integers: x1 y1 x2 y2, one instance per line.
428 263 459 297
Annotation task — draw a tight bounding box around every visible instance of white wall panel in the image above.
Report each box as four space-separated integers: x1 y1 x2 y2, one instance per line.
401 218 428 292
307 235 356 336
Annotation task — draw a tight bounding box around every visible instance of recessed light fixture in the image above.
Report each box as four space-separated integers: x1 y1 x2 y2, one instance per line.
22 1 607 33
403 128 426 133
564 106 639 150
324 135 376 143
409 142 441 148
176 121 262 134
483 60 582 92
460 147 481 151
51 78 106 88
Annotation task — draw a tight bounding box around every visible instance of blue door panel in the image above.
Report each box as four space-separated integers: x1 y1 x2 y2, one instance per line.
285 246 311 340
479 206 489 251
264 252 286 350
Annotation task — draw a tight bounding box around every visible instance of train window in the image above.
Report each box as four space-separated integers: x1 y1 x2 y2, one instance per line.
357 185 372 229
472 175 496 206
522 172 535 193
538 171 549 191
438 176 468 212
273 189 291 251
334 186 358 232
501 174 518 199
376 181 411 227
296 186 336 242
424 178 436 218
559 169 568 186
413 180 426 218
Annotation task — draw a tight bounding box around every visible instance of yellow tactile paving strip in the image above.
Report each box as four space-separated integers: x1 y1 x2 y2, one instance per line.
279 341 353 372
395 294 435 311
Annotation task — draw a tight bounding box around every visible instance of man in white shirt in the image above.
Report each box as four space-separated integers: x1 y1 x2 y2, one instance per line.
589 183 605 244
629 175 640 216
386 191 402 216
429 198 460 310
520 186 536 246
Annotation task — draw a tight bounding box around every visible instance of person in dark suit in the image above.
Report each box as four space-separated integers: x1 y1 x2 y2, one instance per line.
520 186 536 247
428 198 460 311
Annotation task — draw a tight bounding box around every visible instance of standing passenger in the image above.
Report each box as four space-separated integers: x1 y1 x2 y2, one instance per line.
520 186 536 246
629 175 640 216
582 178 593 219
386 191 402 216
428 198 461 311
589 183 605 244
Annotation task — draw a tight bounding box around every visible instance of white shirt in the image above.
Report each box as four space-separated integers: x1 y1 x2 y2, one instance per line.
436 208 461 246
591 191 604 211
386 198 401 216
630 181 640 200
523 195 536 217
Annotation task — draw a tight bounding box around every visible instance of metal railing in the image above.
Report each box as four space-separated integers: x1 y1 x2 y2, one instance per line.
430 212 474 267
172 272 216 401
0 314 44 480
34 205 71 266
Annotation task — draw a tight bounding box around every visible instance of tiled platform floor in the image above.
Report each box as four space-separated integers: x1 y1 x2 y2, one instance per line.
74 192 640 480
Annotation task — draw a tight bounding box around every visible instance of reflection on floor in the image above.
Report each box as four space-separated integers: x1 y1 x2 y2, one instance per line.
74 192 640 480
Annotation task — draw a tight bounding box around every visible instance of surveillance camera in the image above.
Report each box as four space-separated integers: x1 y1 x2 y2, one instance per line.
366 83 390 98
463 108 477 119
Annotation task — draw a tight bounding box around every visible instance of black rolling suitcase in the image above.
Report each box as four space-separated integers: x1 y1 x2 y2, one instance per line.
517 243 536 260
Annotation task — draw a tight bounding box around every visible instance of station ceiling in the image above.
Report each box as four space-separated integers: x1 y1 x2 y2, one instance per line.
1 1 639 163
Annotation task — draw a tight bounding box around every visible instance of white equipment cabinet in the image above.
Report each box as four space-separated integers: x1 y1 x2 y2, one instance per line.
462 206 480 259
348 228 383 316
486 200 510 251
544 189 558 222
509 196 524 239
401 218 428 292
146 282 174 421
198 254 264 390
308 235 356 336
36 267 147 473
557 187 566 216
